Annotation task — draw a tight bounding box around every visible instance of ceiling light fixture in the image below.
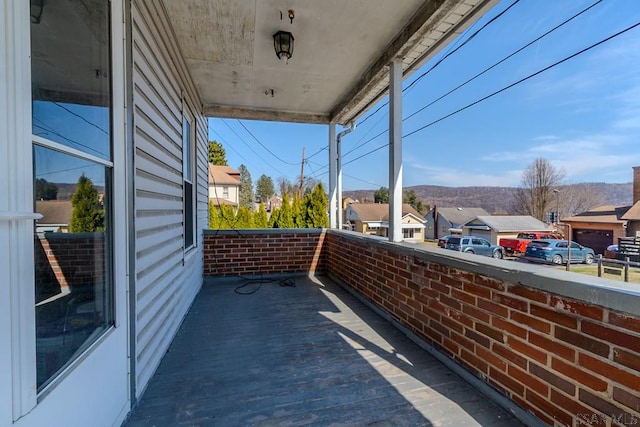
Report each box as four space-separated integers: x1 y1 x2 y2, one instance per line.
273 9 295 63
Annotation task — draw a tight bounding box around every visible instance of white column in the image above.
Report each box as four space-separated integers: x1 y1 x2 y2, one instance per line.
389 59 403 242
337 134 343 230
328 123 337 228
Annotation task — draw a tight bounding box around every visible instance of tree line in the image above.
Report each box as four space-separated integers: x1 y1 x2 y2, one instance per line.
208 140 329 230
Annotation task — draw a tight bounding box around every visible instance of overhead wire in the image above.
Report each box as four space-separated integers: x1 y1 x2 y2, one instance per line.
403 0 604 124
341 0 614 165
355 0 521 127
342 19 640 166
236 119 299 166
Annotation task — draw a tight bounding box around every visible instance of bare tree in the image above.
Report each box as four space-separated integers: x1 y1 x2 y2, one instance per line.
513 158 565 221
558 183 606 218
277 177 295 197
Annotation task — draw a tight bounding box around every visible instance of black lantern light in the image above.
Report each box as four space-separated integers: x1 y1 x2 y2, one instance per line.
273 31 294 62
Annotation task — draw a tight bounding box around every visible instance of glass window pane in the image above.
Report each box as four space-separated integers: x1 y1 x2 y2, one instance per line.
31 1 111 160
33 146 113 390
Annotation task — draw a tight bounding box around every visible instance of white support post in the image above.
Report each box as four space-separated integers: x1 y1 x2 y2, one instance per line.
389 59 403 242
337 135 343 230
328 123 338 229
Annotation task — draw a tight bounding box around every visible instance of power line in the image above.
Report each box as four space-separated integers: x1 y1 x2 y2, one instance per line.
53 102 109 135
403 0 604 124
236 120 299 166
343 20 640 166
404 20 640 139
219 119 286 176
355 0 521 127
343 0 609 161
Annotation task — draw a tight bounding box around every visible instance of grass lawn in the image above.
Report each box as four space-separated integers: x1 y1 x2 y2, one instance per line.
557 264 640 284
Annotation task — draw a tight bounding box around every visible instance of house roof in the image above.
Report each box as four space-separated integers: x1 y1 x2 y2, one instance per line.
562 205 631 224
208 164 241 186
348 203 423 222
35 200 73 225
436 207 489 227
621 201 640 221
209 198 238 207
464 215 552 232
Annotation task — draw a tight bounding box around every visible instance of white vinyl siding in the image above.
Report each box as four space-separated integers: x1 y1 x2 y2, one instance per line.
131 0 206 395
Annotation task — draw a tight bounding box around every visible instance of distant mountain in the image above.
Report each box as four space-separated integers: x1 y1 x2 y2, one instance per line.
344 182 633 215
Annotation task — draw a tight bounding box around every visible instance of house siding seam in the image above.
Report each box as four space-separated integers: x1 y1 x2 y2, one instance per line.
132 0 205 397
203 230 327 277
324 231 640 427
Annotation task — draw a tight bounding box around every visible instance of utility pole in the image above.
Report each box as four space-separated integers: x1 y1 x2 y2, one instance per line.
298 146 305 199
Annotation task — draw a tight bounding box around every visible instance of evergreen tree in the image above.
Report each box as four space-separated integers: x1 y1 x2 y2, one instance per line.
304 183 329 228
35 178 58 200
208 140 227 165
278 193 294 228
403 190 425 214
209 201 220 229
238 164 254 209
255 174 275 203
69 173 104 232
254 203 268 228
374 187 389 203
268 207 280 228
235 206 254 228
291 194 305 228
218 204 236 229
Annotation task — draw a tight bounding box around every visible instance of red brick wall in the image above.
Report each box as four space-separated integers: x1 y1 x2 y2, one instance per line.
325 232 640 427
35 232 106 290
203 229 327 276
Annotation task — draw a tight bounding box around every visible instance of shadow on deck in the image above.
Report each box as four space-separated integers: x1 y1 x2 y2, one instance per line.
126 274 525 426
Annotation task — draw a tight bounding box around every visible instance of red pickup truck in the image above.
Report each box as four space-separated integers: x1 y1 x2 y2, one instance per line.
499 232 562 255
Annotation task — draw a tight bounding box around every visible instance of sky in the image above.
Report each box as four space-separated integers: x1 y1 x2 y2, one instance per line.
208 0 640 192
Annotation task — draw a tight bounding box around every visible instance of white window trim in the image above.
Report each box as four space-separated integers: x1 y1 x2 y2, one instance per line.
3 0 129 420
182 101 196 252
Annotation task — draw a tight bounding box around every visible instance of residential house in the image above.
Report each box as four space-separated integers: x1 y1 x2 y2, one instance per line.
4 2 639 426
34 200 73 233
208 164 241 209
561 206 630 255
345 203 425 243
461 215 553 245
423 207 489 240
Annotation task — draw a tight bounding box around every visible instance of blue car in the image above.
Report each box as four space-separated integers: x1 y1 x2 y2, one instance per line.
524 240 595 265
445 236 504 259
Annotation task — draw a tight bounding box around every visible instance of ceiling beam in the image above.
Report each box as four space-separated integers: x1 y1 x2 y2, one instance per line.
204 105 331 124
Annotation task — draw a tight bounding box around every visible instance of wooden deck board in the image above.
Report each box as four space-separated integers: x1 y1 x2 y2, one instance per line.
126 275 525 426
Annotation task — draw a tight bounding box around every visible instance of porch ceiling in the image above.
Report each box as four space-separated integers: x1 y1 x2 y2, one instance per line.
162 0 498 125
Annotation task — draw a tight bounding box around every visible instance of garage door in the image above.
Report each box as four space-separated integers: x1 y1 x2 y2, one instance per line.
573 229 613 255
471 229 492 242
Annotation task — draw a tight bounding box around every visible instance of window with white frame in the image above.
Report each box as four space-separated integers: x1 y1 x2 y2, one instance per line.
403 228 415 239
31 0 114 391
182 114 196 249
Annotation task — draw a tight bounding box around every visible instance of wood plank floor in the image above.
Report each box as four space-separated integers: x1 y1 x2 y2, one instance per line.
125 275 526 426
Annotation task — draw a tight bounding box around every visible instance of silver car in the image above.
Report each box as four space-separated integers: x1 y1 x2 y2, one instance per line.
445 236 504 259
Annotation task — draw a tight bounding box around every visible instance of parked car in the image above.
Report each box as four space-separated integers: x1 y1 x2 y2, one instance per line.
524 240 595 265
604 244 619 259
445 236 504 259
499 231 562 255
437 234 453 248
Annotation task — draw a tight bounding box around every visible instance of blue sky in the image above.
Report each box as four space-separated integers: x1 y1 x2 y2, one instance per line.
209 0 640 191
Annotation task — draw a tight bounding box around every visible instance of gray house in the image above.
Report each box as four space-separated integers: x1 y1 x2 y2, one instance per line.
424 207 489 240
461 215 553 245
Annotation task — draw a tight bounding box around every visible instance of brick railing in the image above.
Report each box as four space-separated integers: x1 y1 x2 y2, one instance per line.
35 232 105 295
203 229 326 276
324 230 640 427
